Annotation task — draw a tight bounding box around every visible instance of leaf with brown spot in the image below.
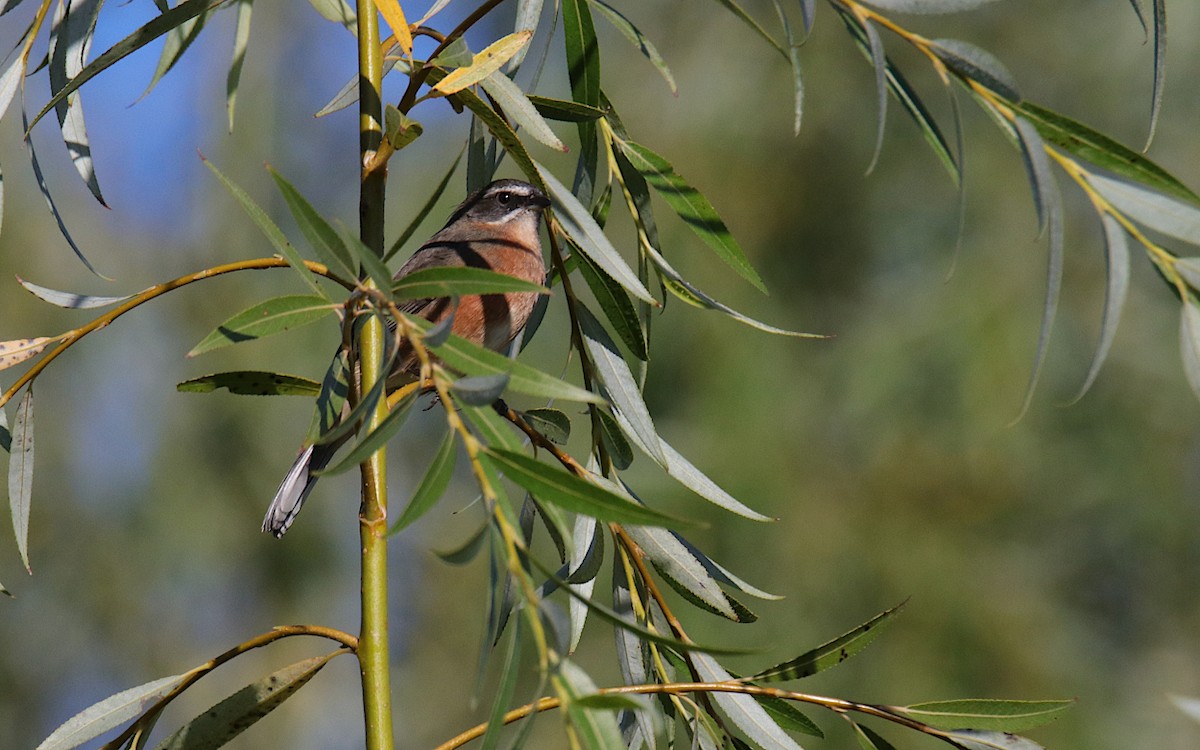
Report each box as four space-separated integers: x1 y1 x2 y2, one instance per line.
0 337 52 371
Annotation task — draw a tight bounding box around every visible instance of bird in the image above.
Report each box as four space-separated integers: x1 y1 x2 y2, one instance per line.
262 178 552 537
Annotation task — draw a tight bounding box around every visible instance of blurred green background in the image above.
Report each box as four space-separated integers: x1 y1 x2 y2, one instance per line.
2 1 1199 748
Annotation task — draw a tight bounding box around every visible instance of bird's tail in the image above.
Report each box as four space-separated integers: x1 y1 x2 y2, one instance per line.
262 441 339 538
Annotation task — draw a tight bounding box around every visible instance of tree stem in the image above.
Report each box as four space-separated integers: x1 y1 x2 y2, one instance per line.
356 1 393 749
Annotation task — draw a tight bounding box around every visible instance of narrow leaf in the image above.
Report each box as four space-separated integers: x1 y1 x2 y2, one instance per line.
931 38 1020 102
755 696 823 738
691 653 805 750
861 0 1001 12
50 0 106 205
392 266 548 299
616 139 766 293
204 157 332 293
556 660 626 749
1069 213 1129 401
452 373 511 406
798 0 816 32
1179 300 1200 403
307 0 355 30
18 277 135 309
851 723 897 750
772 0 804 135
31 0 231 131
623 525 736 620
575 247 647 360
538 163 656 303
0 55 24 124
187 295 334 357
176 371 321 396
898 699 1073 732
0 337 52 371
506 0 544 71
589 1 676 94
153 652 343 749
390 428 457 533
939 729 1045 750
34 673 187 750
1011 116 1064 423
479 72 567 152
225 0 252 131
862 16 888 174
750 601 906 682
377 0 413 57
521 408 571 444
528 95 607 122
1013 101 1198 204
484 447 697 529
433 31 533 95
1088 172 1200 245
453 85 543 188
317 381 416 475
8 388 33 571
563 0 600 203
577 305 666 464
267 164 355 283
1145 0 1165 149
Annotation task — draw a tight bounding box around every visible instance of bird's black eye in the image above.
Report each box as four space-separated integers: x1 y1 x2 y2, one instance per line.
496 191 513 206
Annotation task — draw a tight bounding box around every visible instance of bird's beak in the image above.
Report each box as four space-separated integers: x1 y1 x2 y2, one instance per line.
532 193 551 210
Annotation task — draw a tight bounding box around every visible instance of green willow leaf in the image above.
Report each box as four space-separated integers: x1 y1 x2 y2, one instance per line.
306 348 350 443
30 0 231 130
269 164 356 281
1145 0 1165 148
622 525 737 621
898 699 1073 732
931 38 1020 102
862 0 1001 11
750 600 906 682
484 448 696 529
463 403 526 452
479 71 567 152
176 371 321 396
452 373 511 406
756 695 823 738
596 408 632 469
392 266 548 299
226 0 252 131
574 247 647 361
691 653 804 750
588 1 676 94
528 95 607 122
337 223 394 293
8 388 33 572
154 651 344 749
0 338 53 372
538 163 655 303
49 0 106 205
562 0 600 203
18 277 136 309
34 673 187 750
188 295 334 357
453 84 544 189
521 408 571 445
390 428 457 533
411 317 603 404
556 660 625 749
204 157 331 294
1013 101 1198 204
140 4 209 102
317 388 419 477
616 139 767 293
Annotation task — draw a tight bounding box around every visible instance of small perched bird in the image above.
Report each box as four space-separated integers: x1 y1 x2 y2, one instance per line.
262 178 551 537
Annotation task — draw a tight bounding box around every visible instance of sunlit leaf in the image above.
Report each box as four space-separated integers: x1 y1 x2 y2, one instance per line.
188 295 334 357
506 0 544 71
751 601 906 681
616 139 767 293
0 55 24 124
623 525 736 620
538 163 656 303
377 0 413 57
205 157 332 294
462 402 525 452
567 515 602 651
49 0 106 205
433 31 533 94
383 104 423 150
176 371 321 396
691 653 804 750
225 0 252 131
556 660 625 748
8 388 33 571
305 347 350 443
154 651 344 749
390 428 457 534
897 699 1072 732
861 0 1001 12
454 85 542 187
17 278 134 311
1170 694 1200 725
266 165 356 284
755 695 823 737
484 448 695 528
306 0 354 31
1069 213 1129 402
34 673 186 750
392 266 548 299
940 730 1045 750
563 0 600 203
574 247 647 361
479 72 567 152
31 0 231 131
0 337 52 371
931 38 1020 101
140 4 209 102
589 1 676 94
1179 301 1200 403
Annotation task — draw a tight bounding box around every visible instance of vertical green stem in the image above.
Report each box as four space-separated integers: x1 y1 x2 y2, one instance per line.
356 2 392 749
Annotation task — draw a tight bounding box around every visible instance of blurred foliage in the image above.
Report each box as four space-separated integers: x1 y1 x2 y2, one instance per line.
2 0 1200 748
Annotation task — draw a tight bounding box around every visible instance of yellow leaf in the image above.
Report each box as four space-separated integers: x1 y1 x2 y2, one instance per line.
433 31 534 95
377 0 413 57
0 338 52 371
